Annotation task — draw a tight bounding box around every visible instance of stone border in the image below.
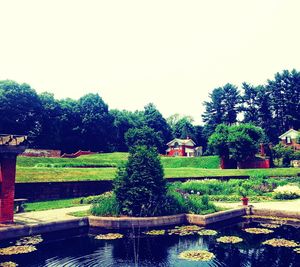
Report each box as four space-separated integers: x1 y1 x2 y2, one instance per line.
89 208 247 229
89 214 186 229
186 207 247 226
0 218 89 241
250 207 300 219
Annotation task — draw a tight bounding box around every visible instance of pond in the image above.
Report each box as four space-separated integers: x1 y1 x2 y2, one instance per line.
0 218 299 267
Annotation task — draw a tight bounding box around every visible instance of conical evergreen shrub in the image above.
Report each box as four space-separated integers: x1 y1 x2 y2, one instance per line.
114 145 167 216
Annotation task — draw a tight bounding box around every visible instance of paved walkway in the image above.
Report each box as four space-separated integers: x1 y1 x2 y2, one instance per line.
13 205 91 225
215 199 300 212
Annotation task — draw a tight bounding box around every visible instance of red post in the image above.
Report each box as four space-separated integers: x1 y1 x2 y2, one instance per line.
0 155 17 223
260 143 265 157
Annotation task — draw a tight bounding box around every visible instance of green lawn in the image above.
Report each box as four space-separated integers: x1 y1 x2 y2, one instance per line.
24 198 83 212
17 153 220 169
16 166 299 183
17 152 129 168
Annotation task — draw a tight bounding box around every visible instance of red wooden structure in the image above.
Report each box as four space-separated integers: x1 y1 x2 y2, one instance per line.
0 135 27 223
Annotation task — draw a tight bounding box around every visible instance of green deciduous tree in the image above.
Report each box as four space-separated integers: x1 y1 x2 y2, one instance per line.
77 93 115 152
34 92 62 149
144 103 173 152
208 123 265 164
125 126 164 151
111 109 144 151
0 80 42 137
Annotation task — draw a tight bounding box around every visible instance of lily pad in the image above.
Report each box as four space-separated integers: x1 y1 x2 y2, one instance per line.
262 238 298 248
168 225 203 236
217 236 243 244
178 250 215 261
15 235 43 246
144 230 165 236
198 229 218 236
260 223 281 229
0 245 37 255
0 262 18 267
95 233 123 240
244 228 274 234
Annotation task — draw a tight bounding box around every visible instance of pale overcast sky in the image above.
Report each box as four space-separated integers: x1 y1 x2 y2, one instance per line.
0 0 300 124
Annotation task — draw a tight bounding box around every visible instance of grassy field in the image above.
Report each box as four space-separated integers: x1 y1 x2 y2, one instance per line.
16 166 300 182
17 153 220 169
17 153 129 168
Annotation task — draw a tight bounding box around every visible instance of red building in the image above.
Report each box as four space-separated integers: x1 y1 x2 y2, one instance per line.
279 129 300 150
166 138 202 157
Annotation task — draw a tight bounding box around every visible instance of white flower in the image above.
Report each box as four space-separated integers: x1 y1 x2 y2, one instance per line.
273 185 300 198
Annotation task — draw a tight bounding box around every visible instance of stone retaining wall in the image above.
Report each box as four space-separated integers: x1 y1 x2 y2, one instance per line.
89 214 187 229
15 181 113 201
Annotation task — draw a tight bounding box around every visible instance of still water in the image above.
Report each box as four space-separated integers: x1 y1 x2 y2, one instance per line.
0 219 299 267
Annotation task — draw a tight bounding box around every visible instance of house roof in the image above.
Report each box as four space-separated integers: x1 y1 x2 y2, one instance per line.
279 129 300 139
167 138 196 146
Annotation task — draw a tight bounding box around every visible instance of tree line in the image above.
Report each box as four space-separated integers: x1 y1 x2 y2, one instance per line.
0 80 205 153
0 69 299 153
203 69 300 144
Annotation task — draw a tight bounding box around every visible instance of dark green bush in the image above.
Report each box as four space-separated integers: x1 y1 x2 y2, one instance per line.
114 145 167 216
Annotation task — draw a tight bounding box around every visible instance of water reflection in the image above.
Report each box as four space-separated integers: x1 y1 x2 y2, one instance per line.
0 221 299 267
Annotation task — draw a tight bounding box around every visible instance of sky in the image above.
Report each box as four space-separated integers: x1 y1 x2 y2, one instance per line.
0 0 300 124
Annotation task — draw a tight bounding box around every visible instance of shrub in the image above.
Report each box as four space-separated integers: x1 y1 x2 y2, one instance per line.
273 185 300 200
114 145 167 216
185 194 218 215
90 192 120 216
80 192 113 204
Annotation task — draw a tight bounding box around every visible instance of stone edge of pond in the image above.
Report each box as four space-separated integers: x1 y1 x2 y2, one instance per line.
251 208 300 220
88 208 248 229
1 207 300 241
0 217 89 241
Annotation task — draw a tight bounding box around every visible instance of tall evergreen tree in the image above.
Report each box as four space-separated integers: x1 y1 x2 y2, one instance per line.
202 84 240 138
202 87 224 138
173 117 196 140
242 83 273 141
221 83 241 125
267 69 300 135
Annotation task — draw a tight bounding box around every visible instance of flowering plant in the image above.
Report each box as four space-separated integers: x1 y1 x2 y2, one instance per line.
273 185 300 200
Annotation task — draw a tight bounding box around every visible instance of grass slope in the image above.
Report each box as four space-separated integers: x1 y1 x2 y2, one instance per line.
17 153 220 169
16 166 300 183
